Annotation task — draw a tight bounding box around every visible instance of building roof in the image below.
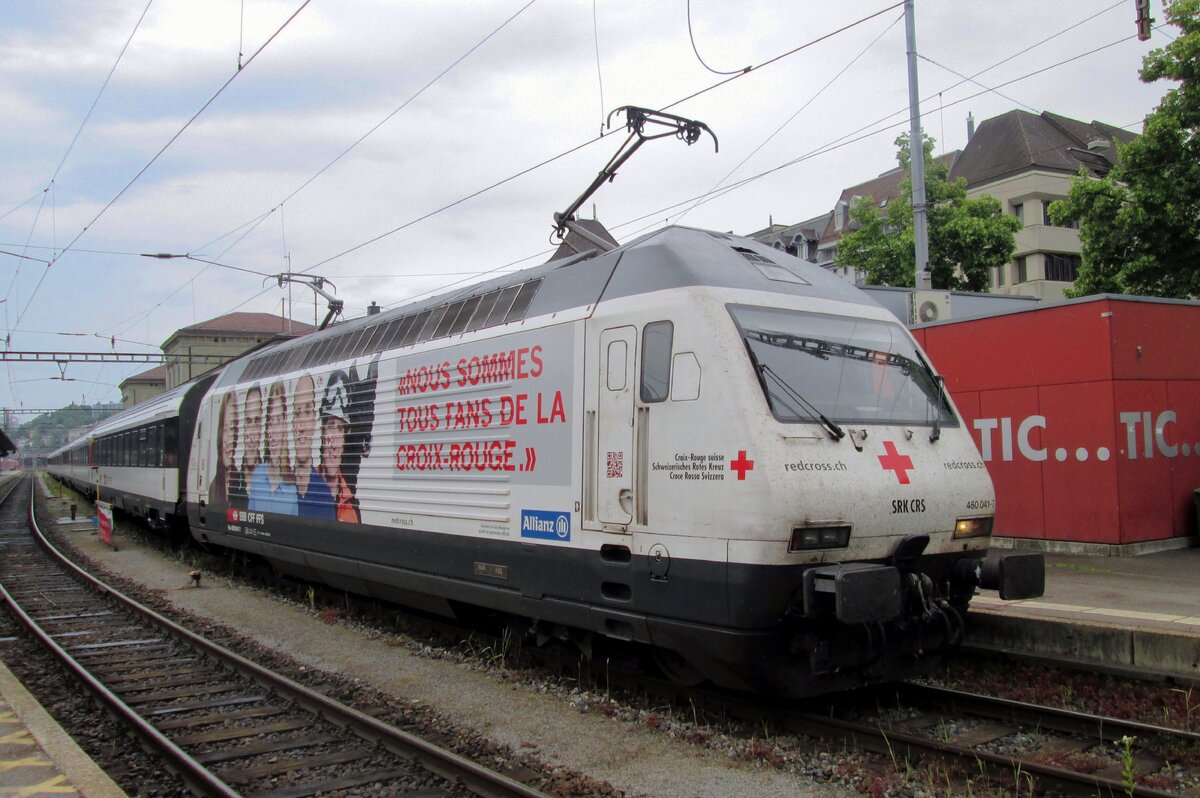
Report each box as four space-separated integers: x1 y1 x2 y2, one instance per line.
162 312 315 350
949 110 1137 187
820 151 961 246
120 365 166 386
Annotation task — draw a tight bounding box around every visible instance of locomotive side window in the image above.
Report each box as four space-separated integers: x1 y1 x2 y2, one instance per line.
640 321 673 403
606 340 628 391
729 305 957 428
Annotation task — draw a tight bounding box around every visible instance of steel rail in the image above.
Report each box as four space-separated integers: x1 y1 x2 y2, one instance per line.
896 681 1200 745
20 476 551 798
785 708 1181 798
0 479 241 797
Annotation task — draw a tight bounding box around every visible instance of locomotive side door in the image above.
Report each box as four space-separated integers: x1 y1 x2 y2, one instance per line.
596 326 636 528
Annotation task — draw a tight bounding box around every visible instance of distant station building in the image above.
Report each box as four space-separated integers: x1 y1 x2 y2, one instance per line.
161 312 316 391
915 295 1200 554
119 364 167 409
115 312 317 409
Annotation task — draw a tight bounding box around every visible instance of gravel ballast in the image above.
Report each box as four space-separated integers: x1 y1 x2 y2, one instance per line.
36 495 857 798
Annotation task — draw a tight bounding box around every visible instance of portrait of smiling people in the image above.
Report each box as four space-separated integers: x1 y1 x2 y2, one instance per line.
210 391 247 510
320 371 360 523
242 384 265 477
292 373 335 519
248 380 299 515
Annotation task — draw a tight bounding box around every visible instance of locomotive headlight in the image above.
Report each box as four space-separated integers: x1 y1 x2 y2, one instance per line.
954 516 993 539
789 525 851 551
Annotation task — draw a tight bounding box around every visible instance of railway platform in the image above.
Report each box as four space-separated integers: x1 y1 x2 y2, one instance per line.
968 544 1200 683
0 659 127 798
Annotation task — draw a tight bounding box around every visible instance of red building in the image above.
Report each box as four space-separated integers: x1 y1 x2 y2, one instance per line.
914 295 1200 553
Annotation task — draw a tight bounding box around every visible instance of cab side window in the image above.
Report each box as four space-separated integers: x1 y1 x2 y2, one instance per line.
640 321 673 403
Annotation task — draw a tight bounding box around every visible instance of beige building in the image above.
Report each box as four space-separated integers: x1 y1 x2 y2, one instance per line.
950 110 1134 301
753 109 1134 301
118 365 166 408
162 312 315 390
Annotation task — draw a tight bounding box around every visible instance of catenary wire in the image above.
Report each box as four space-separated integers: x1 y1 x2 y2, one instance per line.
686 0 748 75
84 1 910 346
187 0 539 261
11 0 313 334
675 11 904 227
593 0 606 135
11 4 1152 405
1 0 155 322
188 5 1142 331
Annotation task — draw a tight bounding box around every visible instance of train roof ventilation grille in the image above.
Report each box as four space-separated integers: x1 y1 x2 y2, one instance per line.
240 278 543 384
732 246 774 264
733 246 811 286
705 231 733 240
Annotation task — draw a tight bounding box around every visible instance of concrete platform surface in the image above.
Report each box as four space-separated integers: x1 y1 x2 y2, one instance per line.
0 659 127 798
968 546 1200 681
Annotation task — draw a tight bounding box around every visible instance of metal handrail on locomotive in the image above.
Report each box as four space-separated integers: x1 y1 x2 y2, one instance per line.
47 109 1043 696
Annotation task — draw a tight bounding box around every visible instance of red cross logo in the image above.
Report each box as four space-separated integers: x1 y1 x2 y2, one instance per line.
730 450 755 480
878 440 914 484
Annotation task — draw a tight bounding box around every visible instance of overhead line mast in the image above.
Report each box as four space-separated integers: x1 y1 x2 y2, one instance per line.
905 0 930 290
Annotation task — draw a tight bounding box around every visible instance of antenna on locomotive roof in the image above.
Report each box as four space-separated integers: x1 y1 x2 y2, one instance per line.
553 106 717 253
271 273 344 331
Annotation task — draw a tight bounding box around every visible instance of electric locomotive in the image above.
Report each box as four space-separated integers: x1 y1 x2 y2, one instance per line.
179 223 1042 696
49 107 1043 696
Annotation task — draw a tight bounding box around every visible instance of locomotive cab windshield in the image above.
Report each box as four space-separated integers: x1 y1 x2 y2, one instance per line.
729 304 956 430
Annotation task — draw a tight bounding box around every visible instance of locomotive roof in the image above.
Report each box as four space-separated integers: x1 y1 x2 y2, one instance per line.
217 226 884 388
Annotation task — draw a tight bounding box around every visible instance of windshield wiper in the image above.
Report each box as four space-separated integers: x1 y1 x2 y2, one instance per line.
757 362 845 441
929 374 944 443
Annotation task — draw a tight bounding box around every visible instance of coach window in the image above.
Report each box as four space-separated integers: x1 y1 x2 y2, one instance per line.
148 425 160 467
164 421 179 468
640 321 673 403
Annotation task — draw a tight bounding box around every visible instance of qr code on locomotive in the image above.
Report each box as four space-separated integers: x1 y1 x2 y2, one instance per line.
606 451 623 478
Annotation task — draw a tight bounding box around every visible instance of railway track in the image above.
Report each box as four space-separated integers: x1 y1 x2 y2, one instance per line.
0 475 552 798
23 473 1200 796
775 681 1197 797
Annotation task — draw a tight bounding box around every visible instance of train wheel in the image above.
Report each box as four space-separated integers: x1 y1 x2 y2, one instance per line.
653 648 705 687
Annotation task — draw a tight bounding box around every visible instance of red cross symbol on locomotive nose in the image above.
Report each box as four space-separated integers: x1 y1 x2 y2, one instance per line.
878 440 914 484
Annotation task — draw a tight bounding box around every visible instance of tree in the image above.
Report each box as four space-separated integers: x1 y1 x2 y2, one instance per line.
1049 0 1200 298
837 133 1021 291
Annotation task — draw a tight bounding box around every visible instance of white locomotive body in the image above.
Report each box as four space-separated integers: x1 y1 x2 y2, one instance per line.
181 226 1040 695
51 225 1042 696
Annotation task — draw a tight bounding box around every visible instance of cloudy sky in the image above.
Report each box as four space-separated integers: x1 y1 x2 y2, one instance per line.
0 0 1173 417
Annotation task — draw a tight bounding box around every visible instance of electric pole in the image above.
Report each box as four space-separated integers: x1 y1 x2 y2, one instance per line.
905 0 930 289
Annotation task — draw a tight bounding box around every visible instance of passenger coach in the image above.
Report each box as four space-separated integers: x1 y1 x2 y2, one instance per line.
48 374 215 530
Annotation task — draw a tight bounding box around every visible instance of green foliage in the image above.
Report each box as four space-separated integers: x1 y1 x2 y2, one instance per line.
14 404 120 452
837 133 1021 291
1050 0 1200 298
